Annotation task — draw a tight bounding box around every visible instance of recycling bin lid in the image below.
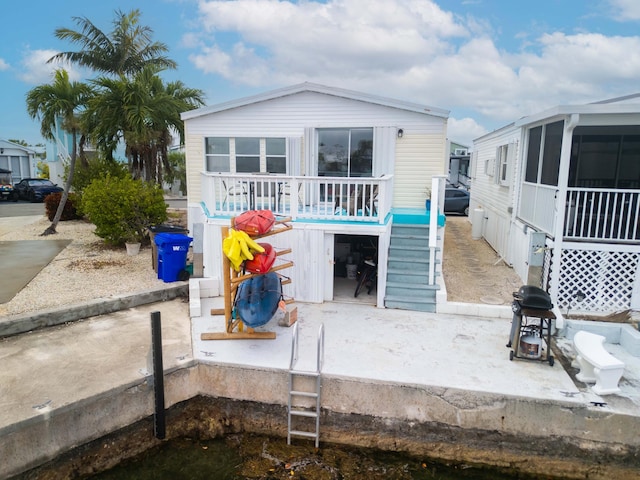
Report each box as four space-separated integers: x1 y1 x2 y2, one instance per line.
154 232 193 246
149 224 188 234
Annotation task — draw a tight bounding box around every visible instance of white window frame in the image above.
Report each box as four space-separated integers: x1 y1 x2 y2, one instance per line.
205 137 287 173
484 156 495 177
496 144 509 186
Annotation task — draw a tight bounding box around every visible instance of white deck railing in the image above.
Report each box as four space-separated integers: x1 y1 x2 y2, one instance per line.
201 173 393 224
519 182 640 243
564 188 640 243
519 183 557 234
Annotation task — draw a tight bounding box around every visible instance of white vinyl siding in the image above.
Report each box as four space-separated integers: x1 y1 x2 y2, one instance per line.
471 126 521 259
185 91 446 205
394 133 447 209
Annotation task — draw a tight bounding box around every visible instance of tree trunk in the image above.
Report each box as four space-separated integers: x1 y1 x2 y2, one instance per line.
41 131 77 236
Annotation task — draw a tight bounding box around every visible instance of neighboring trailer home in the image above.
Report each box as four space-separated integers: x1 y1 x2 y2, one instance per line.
0 139 35 183
181 83 449 314
471 95 640 315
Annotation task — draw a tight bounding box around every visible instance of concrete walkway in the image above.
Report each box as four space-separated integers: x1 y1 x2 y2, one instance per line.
1 209 638 478
2 291 639 478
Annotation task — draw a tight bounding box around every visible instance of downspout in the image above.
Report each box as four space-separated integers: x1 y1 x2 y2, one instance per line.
549 113 579 327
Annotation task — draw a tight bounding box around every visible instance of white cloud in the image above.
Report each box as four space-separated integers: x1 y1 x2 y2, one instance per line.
607 0 640 21
448 116 488 146
0 58 9 71
18 49 82 85
192 0 467 81
186 0 640 131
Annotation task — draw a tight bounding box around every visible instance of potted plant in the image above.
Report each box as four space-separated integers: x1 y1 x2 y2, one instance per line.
123 224 145 256
124 233 142 256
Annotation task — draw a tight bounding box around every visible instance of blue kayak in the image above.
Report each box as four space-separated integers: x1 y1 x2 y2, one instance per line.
235 272 282 328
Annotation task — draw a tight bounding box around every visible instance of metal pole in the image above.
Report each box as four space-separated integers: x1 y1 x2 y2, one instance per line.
151 311 165 439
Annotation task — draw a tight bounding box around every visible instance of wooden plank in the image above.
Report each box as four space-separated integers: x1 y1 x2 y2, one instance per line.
230 261 294 284
521 308 556 319
201 331 277 340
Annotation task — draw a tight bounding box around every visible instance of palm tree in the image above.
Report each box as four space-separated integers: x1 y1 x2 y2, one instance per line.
48 9 202 182
26 69 93 236
84 66 204 183
49 9 176 77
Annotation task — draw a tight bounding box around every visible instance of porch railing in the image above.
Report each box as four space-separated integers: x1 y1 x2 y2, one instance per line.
564 188 640 243
519 183 557 234
201 173 393 224
519 183 640 243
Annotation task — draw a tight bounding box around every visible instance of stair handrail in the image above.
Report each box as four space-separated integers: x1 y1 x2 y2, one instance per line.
289 322 299 370
316 323 325 373
429 175 447 285
289 322 325 373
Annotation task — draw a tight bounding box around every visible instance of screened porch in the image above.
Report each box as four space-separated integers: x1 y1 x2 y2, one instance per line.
518 122 640 243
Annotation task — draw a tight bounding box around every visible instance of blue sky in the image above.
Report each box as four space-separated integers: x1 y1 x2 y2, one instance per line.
1 0 640 147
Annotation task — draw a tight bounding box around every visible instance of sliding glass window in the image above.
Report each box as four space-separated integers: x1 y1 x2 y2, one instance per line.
317 128 373 177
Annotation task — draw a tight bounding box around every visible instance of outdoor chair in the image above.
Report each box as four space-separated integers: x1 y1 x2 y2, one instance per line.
222 180 248 209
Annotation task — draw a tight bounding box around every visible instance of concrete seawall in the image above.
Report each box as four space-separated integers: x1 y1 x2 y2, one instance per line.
5 361 640 479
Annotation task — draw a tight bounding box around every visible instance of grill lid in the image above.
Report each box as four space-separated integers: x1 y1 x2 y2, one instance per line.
513 285 553 310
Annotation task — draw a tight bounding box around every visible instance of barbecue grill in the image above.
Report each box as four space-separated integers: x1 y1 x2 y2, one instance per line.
507 285 555 366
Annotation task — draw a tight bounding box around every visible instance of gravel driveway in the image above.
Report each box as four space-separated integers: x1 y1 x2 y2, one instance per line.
0 212 523 318
442 215 523 305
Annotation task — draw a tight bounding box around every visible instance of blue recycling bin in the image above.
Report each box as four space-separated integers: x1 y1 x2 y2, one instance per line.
154 232 193 282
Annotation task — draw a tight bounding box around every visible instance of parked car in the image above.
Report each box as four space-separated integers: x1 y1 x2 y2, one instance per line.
0 169 15 201
12 178 64 202
444 188 470 216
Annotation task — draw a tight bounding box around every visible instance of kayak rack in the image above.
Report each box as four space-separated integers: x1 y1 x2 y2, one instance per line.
201 216 294 341
287 322 325 447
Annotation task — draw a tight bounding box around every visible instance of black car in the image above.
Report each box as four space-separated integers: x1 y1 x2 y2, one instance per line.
444 188 470 216
12 178 64 202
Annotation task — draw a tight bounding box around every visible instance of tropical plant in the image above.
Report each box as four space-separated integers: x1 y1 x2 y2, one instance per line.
84 66 204 184
49 9 204 184
166 151 186 195
81 174 167 245
36 161 50 179
26 69 93 236
49 9 176 77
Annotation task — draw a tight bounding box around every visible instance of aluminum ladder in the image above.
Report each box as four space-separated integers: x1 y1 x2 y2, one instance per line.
287 322 325 447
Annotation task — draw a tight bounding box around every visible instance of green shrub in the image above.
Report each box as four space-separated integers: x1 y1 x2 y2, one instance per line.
67 156 129 214
44 192 82 221
81 175 167 245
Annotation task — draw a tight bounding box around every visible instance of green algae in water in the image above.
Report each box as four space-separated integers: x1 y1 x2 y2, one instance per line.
91 434 542 479
93 437 241 480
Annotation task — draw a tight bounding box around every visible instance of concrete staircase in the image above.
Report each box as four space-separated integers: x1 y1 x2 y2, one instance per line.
384 223 440 312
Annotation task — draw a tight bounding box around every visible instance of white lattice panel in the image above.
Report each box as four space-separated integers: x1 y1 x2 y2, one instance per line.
558 248 639 312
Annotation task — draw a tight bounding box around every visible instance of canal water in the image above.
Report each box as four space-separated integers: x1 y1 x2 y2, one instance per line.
91 433 548 479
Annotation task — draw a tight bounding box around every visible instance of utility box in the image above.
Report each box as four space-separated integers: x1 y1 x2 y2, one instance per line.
526 232 547 286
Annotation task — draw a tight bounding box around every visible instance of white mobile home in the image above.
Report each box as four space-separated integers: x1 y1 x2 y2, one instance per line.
181 83 449 313
472 95 640 315
0 140 35 183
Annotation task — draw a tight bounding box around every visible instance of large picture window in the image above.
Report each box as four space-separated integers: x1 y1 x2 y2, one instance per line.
317 128 373 177
205 137 287 173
